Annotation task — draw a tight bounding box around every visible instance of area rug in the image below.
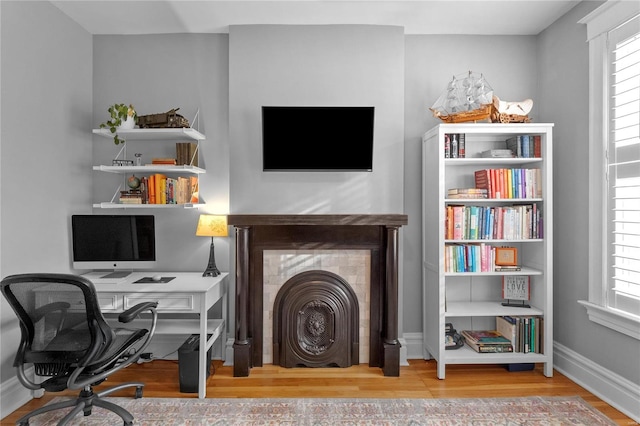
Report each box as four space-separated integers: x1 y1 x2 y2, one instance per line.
27 396 615 425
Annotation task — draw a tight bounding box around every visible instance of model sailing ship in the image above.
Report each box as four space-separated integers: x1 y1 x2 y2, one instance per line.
430 71 532 123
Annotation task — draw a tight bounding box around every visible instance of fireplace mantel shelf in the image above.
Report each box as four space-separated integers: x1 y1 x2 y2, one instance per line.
228 214 408 227
229 213 408 378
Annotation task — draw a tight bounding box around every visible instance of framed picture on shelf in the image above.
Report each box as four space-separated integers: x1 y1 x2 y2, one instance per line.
495 247 517 266
501 275 530 308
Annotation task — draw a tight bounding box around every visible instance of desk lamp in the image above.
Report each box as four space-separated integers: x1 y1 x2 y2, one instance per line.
196 214 228 277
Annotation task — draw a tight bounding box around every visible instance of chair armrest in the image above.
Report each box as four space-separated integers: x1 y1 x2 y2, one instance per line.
118 301 158 323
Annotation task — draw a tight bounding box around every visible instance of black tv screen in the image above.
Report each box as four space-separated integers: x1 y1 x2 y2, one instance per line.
262 106 375 171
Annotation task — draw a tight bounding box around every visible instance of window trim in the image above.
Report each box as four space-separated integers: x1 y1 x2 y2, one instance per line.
579 0 640 340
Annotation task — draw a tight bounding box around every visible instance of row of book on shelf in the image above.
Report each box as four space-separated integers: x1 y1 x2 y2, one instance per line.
119 174 198 204
473 168 542 199
443 134 542 159
444 243 523 273
459 316 543 353
505 135 541 158
445 204 543 241
444 133 466 158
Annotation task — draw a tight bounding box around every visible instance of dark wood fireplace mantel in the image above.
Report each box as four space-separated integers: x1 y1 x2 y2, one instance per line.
228 214 408 377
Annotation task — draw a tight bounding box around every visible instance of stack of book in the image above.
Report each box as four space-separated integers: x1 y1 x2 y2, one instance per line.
447 188 488 199
119 190 143 204
460 329 514 353
151 157 177 165
480 149 513 158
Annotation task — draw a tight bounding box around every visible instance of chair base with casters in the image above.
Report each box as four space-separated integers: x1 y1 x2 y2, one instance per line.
1 273 158 426
15 382 145 426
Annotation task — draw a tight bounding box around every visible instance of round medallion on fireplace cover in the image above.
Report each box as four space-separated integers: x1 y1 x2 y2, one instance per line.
273 270 359 368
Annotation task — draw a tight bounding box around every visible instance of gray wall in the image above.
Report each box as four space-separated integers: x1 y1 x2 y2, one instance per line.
92 34 230 274
537 1 640 384
228 25 405 215
0 0 93 410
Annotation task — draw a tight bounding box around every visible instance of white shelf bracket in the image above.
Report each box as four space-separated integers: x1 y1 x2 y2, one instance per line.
191 109 200 132
109 183 123 204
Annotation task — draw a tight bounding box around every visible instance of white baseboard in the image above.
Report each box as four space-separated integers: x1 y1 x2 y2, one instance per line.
0 369 34 421
402 332 424 361
224 338 234 366
554 342 640 423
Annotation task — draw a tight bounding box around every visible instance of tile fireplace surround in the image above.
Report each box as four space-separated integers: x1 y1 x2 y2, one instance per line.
227 214 408 377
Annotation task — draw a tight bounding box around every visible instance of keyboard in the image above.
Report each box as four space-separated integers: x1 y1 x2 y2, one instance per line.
83 271 130 284
100 271 131 279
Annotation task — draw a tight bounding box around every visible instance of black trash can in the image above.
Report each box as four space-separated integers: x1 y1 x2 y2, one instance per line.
178 334 213 393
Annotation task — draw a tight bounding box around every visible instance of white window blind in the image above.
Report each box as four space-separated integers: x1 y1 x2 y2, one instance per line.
608 15 640 315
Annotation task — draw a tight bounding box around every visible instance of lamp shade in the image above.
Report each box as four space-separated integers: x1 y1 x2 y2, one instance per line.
195 215 228 237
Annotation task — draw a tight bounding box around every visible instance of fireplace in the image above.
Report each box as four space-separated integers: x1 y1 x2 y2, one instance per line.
228 214 408 377
273 270 359 368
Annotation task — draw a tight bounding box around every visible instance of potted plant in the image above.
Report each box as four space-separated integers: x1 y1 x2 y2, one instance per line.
99 103 137 145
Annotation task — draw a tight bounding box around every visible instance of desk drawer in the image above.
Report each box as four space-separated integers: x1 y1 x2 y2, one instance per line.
36 293 120 312
124 293 195 312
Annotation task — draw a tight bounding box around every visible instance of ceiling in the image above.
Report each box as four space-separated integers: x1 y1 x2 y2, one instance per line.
50 0 583 36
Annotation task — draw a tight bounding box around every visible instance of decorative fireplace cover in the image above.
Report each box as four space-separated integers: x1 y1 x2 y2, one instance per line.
272 270 359 368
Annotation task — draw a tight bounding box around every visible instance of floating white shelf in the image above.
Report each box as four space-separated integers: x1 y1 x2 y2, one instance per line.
92 127 205 141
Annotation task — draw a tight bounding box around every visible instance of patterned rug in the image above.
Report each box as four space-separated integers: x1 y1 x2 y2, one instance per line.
28 396 616 425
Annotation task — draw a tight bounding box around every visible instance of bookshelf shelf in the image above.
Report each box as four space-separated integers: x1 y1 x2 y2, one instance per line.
93 165 205 174
445 157 543 166
422 123 554 379
92 127 205 208
445 301 544 317
92 202 202 209
443 345 548 364
92 127 205 141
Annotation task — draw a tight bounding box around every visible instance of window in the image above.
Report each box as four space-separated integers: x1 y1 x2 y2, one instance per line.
608 18 640 316
579 2 640 340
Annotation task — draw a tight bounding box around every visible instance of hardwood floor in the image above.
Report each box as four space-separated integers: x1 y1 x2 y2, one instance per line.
3 359 637 425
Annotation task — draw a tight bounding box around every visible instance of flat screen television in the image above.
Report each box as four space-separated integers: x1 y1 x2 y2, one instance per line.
71 214 156 272
262 106 375 171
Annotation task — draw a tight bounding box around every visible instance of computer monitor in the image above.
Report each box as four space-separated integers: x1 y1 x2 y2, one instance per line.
71 214 156 272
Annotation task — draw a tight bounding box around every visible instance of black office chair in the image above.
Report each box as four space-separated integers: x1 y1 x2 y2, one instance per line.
1 273 158 426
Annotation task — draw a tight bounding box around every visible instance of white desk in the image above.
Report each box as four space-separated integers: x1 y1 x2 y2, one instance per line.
82 271 228 398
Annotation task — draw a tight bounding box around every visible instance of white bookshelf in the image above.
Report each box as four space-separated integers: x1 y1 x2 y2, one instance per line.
421 123 554 379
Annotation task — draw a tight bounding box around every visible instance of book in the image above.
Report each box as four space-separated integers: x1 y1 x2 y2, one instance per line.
481 149 513 158
447 188 487 199
506 135 522 157
444 134 451 158
460 329 512 345
474 169 493 198
451 133 459 158
151 158 177 165
496 316 517 349
458 133 465 158
494 265 522 272
533 135 542 158
465 339 514 353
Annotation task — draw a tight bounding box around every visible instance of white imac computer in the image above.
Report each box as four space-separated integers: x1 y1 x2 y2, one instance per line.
71 214 156 280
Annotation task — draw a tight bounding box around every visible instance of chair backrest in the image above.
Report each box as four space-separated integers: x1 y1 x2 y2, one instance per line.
1 273 114 369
